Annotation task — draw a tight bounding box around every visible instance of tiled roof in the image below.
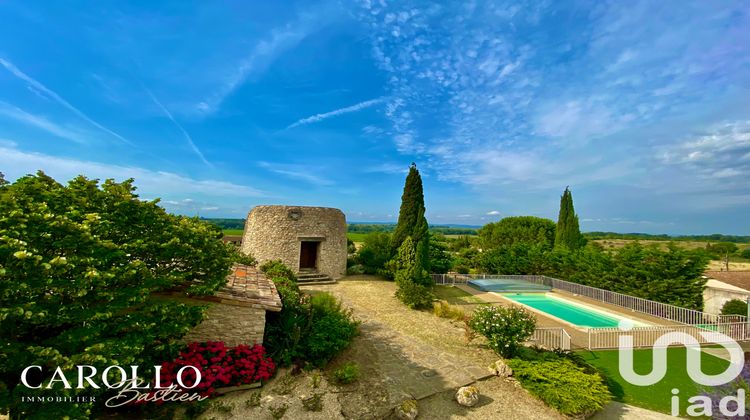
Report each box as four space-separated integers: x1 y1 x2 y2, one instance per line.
705 271 750 292
212 264 283 311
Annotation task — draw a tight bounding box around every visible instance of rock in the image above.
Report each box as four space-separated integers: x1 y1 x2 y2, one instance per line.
488 359 513 378
395 399 418 419
456 386 480 407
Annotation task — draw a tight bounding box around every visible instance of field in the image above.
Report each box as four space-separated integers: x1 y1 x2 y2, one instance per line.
593 238 750 251
222 229 243 235
346 232 368 242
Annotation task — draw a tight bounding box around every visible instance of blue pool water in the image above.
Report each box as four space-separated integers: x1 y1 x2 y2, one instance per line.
503 293 622 328
467 278 551 292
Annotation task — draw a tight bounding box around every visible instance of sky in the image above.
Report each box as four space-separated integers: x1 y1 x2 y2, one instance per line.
0 1 748 234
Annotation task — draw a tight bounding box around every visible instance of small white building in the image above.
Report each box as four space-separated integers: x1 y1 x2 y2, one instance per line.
702 271 750 315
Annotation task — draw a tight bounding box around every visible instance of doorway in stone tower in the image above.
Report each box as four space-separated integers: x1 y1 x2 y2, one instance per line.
299 241 319 270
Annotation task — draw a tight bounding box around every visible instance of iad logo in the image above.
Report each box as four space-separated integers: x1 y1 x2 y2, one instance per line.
617 320 746 417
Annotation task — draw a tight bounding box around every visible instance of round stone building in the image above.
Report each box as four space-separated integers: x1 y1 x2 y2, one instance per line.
241 205 347 281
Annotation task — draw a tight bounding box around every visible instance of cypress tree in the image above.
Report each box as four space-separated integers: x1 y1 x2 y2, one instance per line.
555 186 584 250
390 163 430 274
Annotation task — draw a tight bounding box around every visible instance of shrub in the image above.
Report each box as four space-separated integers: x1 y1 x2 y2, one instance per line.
721 299 748 316
154 342 275 397
741 248 750 260
355 232 393 274
260 259 297 282
395 280 435 309
433 300 465 321
507 358 611 416
303 294 360 367
332 362 360 384
468 305 536 357
0 173 238 419
346 264 365 275
264 270 359 368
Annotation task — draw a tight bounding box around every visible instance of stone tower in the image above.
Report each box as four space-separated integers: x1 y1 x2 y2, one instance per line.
241 205 347 281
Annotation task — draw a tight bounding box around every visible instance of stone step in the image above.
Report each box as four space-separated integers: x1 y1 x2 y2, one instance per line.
297 273 329 279
298 280 337 286
298 275 332 282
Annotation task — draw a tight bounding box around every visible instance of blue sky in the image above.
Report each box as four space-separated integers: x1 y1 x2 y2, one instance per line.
1 1 748 234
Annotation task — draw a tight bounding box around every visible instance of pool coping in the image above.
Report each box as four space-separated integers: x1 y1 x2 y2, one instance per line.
490 291 652 331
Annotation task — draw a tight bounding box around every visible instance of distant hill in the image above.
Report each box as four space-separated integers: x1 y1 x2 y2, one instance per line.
584 231 750 243
348 223 479 235
203 218 479 235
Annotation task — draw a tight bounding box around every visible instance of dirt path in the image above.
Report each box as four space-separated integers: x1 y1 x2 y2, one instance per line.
302 276 564 419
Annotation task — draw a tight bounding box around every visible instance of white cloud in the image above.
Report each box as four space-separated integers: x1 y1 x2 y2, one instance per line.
1 145 265 198
286 97 385 129
257 161 334 186
486 210 501 216
0 101 89 144
196 7 340 115
143 87 211 166
0 57 133 145
660 120 750 181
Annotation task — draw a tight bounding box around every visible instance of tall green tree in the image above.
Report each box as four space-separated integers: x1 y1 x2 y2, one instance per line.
390 163 429 272
478 216 556 250
393 237 434 308
554 186 585 250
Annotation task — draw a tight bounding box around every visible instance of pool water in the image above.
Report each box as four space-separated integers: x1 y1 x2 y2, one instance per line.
503 293 623 328
467 278 551 292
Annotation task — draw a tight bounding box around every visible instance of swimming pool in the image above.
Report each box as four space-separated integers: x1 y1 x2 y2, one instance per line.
501 293 629 328
467 278 552 293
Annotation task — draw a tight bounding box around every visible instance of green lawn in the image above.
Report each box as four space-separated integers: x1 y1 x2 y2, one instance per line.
222 229 243 235
346 232 368 242
579 348 731 414
433 285 486 305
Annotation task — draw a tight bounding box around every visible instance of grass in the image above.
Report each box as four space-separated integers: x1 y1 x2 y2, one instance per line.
346 232 368 242
578 348 731 414
223 229 243 235
433 285 486 305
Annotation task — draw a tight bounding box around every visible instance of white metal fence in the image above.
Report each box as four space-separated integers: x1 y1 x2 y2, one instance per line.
430 273 747 325
586 322 750 349
529 327 571 350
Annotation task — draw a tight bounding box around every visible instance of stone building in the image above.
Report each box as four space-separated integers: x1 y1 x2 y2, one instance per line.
179 264 282 346
241 205 347 281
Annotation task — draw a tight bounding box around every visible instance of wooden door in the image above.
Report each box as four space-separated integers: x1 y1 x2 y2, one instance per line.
299 241 318 269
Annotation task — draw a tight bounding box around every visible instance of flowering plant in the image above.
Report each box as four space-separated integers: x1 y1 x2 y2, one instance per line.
468 305 536 357
157 341 275 397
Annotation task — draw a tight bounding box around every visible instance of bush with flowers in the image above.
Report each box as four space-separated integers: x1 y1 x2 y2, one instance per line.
468 305 536 357
156 341 275 397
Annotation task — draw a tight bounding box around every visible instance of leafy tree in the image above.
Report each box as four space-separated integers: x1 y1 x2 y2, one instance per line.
479 243 549 275
428 236 452 274
393 237 433 308
355 232 392 274
554 186 585 250
0 172 238 419
551 243 709 309
741 248 750 260
706 242 739 271
721 299 748 317
478 216 556 250
390 163 429 274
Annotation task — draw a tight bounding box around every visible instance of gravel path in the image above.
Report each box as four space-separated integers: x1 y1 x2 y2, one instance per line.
302 276 564 419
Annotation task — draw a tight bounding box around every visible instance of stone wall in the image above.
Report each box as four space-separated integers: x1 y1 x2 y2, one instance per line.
241 205 347 279
182 301 267 347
